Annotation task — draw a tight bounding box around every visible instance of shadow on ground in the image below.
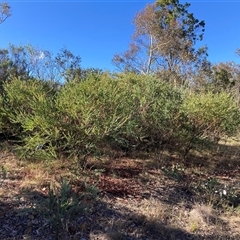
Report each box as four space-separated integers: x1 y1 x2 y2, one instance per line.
0 185 239 240
0 140 240 239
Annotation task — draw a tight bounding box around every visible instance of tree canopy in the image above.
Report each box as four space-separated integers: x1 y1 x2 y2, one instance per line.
0 2 10 24
113 0 209 86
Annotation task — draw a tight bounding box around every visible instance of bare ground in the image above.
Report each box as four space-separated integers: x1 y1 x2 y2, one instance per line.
0 140 240 240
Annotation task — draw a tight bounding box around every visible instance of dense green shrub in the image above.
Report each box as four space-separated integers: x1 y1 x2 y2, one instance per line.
117 73 184 148
0 78 59 159
55 74 139 155
55 73 183 155
0 73 239 161
182 91 240 143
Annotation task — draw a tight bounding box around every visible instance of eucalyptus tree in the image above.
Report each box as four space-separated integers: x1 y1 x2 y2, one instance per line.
0 2 10 24
0 44 82 83
113 0 209 86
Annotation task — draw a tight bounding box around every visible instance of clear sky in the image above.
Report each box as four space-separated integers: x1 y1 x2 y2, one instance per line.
1 0 240 72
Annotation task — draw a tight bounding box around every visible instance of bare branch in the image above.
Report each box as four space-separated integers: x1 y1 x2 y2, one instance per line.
0 2 11 24
112 0 208 83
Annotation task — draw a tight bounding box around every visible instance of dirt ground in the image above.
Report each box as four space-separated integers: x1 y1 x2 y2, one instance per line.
0 141 240 239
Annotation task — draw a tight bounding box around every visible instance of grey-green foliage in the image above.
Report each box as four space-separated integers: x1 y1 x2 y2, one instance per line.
0 2 10 24
45 177 96 239
47 178 82 219
113 0 208 86
0 44 81 86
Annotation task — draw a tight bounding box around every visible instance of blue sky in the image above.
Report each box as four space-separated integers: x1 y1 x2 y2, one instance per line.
1 1 240 72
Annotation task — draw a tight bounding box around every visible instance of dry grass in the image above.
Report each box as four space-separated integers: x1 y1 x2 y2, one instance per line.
188 204 217 232
0 138 240 239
